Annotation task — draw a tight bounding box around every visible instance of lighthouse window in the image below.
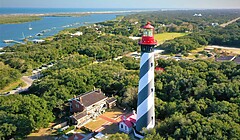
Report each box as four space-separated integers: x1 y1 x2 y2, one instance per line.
152 116 154 125
151 63 153 67
151 88 154 92
143 29 153 36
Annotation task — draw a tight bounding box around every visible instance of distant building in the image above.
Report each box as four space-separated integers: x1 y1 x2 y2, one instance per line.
193 13 202 17
69 89 116 127
155 67 164 72
211 23 219 27
70 31 83 36
119 112 137 134
32 39 45 44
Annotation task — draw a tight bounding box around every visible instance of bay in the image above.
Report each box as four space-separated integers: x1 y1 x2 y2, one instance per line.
0 8 153 48
0 14 120 47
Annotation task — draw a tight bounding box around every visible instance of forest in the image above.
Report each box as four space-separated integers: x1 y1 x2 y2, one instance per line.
0 62 21 89
159 20 240 54
0 9 239 139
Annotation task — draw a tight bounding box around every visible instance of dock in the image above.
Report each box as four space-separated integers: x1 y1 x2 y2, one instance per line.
3 40 25 44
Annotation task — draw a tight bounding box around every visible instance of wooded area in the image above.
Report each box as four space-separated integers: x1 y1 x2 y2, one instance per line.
0 9 239 139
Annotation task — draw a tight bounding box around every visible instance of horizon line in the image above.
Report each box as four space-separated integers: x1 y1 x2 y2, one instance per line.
1 7 240 10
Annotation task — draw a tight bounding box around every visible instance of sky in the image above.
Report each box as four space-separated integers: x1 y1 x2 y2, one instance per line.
1 0 240 9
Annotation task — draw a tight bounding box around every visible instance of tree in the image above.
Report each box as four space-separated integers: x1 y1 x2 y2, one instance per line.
108 133 130 140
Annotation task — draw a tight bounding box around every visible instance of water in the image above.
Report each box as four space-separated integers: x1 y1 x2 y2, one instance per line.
0 14 118 47
0 8 152 48
0 8 150 15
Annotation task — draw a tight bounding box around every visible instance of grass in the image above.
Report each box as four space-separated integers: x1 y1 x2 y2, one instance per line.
0 15 42 24
155 32 187 44
0 79 26 94
84 118 107 131
190 46 205 53
101 123 119 134
102 108 124 119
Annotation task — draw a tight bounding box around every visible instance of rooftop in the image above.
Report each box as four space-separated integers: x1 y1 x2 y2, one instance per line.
75 90 107 107
233 56 240 64
72 110 87 120
121 113 137 128
106 97 117 104
68 133 84 140
215 56 236 61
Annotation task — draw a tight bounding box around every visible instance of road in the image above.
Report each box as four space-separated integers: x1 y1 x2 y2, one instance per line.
1 64 54 96
21 76 34 88
220 17 240 27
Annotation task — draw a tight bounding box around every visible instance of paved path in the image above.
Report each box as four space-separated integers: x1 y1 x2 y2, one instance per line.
220 17 240 27
21 76 33 88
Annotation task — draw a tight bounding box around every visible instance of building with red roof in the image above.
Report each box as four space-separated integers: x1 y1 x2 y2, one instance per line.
119 112 137 134
68 133 84 140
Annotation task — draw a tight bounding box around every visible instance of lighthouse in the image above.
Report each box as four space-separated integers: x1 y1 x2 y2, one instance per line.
135 22 157 137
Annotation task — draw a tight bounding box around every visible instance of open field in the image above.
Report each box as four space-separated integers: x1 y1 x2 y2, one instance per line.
155 32 187 44
0 15 42 24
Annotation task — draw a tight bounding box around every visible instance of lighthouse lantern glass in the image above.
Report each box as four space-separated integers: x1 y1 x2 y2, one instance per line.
143 29 153 37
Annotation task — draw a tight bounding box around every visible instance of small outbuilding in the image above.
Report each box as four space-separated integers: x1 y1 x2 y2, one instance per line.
32 39 45 44
68 133 84 140
119 112 137 134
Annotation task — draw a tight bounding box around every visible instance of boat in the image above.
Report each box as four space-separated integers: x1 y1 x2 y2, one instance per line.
27 35 33 38
3 40 14 43
29 24 32 30
36 33 43 36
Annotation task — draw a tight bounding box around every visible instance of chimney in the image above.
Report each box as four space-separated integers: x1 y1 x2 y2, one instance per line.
133 110 136 115
123 116 126 122
79 97 83 103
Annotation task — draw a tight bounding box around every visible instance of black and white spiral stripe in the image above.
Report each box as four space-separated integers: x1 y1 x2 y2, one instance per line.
136 52 155 132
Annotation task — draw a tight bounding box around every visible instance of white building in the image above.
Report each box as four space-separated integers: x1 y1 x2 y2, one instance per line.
119 113 136 134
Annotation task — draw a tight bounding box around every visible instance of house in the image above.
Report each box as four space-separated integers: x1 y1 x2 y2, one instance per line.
106 97 117 109
32 39 45 44
193 13 202 17
68 133 84 140
211 23 219 27
71 31 83 36
155 67 164 72
119 112 137 134
69 89 116 127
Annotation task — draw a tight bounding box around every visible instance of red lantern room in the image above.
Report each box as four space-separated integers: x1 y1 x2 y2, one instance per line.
139 22 157 46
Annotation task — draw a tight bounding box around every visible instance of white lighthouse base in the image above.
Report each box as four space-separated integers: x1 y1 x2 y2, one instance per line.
133 128 144 139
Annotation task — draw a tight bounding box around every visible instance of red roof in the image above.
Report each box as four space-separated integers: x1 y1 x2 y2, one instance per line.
155 67 164 71
68 134 84 140
143 22 154 29
121 114 137 128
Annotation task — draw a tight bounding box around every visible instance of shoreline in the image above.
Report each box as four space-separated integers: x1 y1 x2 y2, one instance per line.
0 9 155 24
0 9 156 17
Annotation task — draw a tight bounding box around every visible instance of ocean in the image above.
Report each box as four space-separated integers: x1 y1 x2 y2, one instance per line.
0 8 153 48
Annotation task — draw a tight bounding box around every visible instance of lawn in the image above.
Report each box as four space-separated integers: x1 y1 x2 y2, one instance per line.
84 118 107 131
102 108 124 119
155 32 187 44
